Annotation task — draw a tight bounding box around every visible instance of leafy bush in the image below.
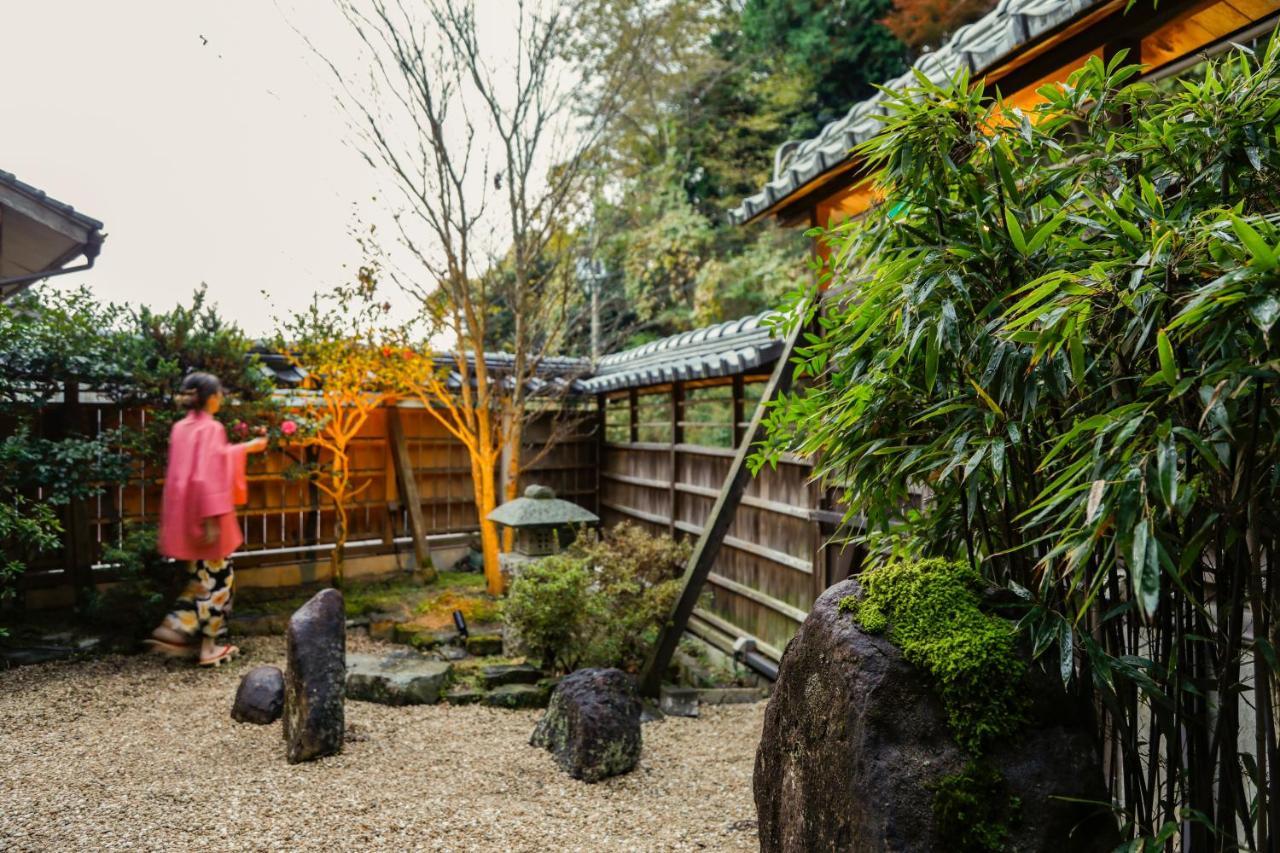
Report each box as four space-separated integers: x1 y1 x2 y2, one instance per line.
503 522 691 673
86 525 170 639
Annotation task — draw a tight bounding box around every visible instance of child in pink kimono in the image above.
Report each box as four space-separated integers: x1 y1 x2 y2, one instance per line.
146 372 266 666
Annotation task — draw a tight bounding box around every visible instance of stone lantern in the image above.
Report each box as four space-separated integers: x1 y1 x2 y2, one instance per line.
488 484 599 574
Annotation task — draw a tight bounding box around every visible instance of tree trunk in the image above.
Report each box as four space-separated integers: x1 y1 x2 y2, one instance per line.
502 418 523 551
331 506 347 589
475 454 503 596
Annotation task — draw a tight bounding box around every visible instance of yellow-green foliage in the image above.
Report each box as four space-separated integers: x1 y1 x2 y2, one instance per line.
840 558 1025 753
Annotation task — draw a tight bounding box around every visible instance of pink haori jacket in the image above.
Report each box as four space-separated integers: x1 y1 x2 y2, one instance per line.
157 410 249 562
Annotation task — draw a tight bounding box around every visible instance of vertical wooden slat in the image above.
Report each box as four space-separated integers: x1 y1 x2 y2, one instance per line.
595 393 606 517
732 374 745 448
669 382 683 536
628 387 639 443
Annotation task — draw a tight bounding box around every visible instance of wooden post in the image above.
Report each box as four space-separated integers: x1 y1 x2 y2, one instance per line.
731 374 745 448
387 406 434 579
669 382 683 536
639 306 807 696
628 387 639 443
60 381 93 607
594 394 606 517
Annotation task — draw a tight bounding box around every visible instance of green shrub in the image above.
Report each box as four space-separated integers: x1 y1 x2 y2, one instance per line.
503 522 690 673
87 525 170 639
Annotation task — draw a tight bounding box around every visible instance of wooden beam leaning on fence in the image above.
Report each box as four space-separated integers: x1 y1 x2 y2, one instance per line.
638 302 808 697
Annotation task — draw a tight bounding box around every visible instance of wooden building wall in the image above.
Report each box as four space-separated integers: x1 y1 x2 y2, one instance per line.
597 377 857 663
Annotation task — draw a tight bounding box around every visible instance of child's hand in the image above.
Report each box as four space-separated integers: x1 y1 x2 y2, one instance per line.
201 518 218 546
244 437 268 453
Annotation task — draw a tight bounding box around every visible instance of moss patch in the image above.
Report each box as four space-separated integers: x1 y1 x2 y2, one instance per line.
929 761 1021 853
842 558 1025 753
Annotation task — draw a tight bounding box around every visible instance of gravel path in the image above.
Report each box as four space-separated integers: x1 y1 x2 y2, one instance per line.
0 636 763 852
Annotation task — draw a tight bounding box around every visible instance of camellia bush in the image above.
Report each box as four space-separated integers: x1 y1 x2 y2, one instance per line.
756 37 1280 849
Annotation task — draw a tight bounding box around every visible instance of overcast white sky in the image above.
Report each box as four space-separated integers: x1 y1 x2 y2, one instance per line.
2 2 414 336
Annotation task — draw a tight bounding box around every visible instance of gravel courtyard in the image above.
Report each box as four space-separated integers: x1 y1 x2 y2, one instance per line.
0 636 763 852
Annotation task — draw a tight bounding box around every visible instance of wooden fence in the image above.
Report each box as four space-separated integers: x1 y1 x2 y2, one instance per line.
596 376 859 663
17 397 597 601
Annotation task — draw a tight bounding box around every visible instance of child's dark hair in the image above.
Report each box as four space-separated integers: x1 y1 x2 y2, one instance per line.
176 372 222 411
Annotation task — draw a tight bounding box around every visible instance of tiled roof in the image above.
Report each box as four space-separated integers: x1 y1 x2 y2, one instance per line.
255 312 786 395
730 0 1105 224
0 169 105 231
579 311 783 393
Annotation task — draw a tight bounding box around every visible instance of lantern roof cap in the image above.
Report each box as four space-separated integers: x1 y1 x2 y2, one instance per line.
487 485 599 528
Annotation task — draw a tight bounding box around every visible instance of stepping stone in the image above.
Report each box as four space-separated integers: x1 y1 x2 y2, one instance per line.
409 629 460 651
483 682 550 709
366 613 399 641
481 663 543 689
436 645 468 661
443 687 486 706
659 685 699 718
346 650 452 705
465 632 503 656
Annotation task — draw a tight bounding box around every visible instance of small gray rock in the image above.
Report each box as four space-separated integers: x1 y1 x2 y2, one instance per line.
231 665 285 725
531 668 641 783
658 685 699 718
346 651 452 705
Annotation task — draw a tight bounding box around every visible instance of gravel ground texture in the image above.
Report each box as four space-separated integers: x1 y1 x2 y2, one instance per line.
0 635 763 852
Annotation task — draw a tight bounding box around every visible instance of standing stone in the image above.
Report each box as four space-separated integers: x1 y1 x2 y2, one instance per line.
283 588 346 764
530 668 641 782
754 580 1118 853
231 665 285 724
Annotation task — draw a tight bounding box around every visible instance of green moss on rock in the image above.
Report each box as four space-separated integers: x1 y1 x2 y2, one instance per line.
846 558 1025 753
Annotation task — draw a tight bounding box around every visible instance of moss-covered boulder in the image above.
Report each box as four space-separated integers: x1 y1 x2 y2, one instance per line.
531 668 641 783
754 577 1117 853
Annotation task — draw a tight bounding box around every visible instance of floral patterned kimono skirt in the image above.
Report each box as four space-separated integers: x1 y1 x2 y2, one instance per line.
162 559 235 643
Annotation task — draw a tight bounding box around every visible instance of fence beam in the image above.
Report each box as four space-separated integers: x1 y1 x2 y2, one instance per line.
638 306 806 696
387 407 434 578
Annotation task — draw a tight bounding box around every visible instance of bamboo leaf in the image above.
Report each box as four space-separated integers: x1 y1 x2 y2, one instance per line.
1005 208 1028 255
1230 214 1278 270
1156 329 1177 387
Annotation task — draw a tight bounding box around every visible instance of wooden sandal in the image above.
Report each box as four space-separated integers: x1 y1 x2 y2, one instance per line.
198 644 240 667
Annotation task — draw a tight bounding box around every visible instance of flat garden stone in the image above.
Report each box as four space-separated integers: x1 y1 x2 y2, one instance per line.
435 645 468 661
284 588 346 764
531 668 642 782
484 682 550 709
366 612 400 641
409 629 460 650
658 685 699 718
346 650 452 705
481 663 543 688
231 665 285 724
443 687 486 706
465 632 503 656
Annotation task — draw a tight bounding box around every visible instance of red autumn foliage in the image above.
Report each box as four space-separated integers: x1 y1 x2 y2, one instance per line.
881 0 998 52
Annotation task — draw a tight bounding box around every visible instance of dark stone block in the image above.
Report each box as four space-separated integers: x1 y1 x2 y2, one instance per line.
465 633 503 656
283 588 346 764
480 663 543 689
530 668 641 783
231 665 285 724
484 682 550 709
